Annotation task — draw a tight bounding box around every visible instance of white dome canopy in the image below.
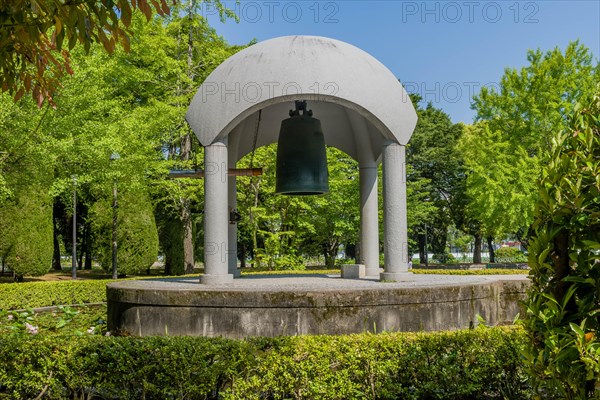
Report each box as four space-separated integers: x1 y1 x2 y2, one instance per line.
186 35 417 163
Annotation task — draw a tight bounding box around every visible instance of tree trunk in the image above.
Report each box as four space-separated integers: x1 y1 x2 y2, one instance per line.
162 218 184 275
345 243 356 260
77 242 83 270
250 180 261 268
552 231 571 304
418 233 426 264
239 243 246 269
324 241 338 269
111 181 118 280
164 253 172 276
430 218 448 255
77 221 84 270
52 202 62 271
516 226 530 251
84 248 92 270
487 236 495 263
181 199 194 274
323 248 331 269
180 1 196 275
473 234 482 264
83 223 92 270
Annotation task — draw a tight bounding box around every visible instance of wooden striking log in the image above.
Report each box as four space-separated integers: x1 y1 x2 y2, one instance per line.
168 168 263 179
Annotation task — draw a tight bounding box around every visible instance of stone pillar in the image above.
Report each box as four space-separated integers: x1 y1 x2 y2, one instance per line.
359 164 380 276
202 141 233 285
228 175 240 277
381 142 412 282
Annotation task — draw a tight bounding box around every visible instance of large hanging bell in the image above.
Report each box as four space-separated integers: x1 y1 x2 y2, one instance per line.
275 101 329 195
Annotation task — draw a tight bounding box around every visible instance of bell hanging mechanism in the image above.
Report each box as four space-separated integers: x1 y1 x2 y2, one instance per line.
275 100 329 195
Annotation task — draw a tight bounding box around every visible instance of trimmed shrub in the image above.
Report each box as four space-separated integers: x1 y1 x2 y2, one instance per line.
413 268 528 275
0 326 530 399
432 253 457 264
91 189 159 276
158 215 185 275
0 187 53 278
0 280 109 310
495 247 527 263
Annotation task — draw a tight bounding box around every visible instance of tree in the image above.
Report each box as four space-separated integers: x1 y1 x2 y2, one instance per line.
162 2 241 274
0 0 235 106
0 0 169 106
234 140 436 270
92 188 159 276
236 144 311 270
0 185 53 280
0 94 54 278
148 10 244 274
0 96 52 280
304 148 360 268
469 41 599 238
405 95 464 263
46 11 239 276
458 122 539 252
523 87 600 399
0 7 242 278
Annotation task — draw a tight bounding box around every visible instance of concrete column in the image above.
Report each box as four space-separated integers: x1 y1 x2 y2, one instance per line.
359 165 380 277
227 130 241 278
202 141 233 285
228 176 240 277
381 142 412 282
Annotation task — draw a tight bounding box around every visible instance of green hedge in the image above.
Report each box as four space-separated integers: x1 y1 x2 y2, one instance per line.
0 280 110 310
413 268 528 275
0 327 531 399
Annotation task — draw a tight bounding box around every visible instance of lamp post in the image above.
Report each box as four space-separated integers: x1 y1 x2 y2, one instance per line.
72 175 77 280
110 152 120 279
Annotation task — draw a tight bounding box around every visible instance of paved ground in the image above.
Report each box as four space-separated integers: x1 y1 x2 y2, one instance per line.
112 273 529 292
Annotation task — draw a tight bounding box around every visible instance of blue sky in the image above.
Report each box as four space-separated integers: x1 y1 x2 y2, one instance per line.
203 0 600 123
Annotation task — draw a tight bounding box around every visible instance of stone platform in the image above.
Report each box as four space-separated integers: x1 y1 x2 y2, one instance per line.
107 274 529 338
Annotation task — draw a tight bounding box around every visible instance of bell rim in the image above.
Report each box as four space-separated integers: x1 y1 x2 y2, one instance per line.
275 190 330 196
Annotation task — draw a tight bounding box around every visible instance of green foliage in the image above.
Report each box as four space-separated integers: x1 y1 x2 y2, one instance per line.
236 141 437 269
1 10 246 280
0 305 106 336
0 308 37 334
413 269 528 275
273 254 305 271
0 94 54 277
91 189 159 276
0 327 529 399
523 89 600 399
0 280 109 310
157 213 185 275
0 187 53 277
53 305 80 330
467 41 599 237
460 122 540 237
495 247 527 263
237 145 359 269
0 0 234 106
406 98 462 256
432 253 458 264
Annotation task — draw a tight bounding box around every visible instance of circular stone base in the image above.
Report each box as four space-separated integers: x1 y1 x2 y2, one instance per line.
107 274 529 338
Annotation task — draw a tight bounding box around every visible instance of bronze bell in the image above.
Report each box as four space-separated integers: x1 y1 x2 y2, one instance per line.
275 101 329 195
